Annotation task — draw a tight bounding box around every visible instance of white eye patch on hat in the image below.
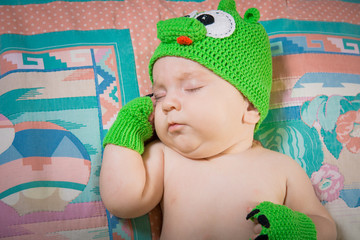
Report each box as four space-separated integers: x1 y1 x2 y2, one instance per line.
185 10 236 38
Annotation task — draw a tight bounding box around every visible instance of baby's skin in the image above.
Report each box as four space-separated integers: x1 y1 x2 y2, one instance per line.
100 57 336 239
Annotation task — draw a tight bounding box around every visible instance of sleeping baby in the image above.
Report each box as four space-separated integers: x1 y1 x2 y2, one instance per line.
100 0 336 239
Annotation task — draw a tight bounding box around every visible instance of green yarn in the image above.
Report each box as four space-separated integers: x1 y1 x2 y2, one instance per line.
157 17 207 44
248 201 317 239
149 0 272 130
102 96 154 155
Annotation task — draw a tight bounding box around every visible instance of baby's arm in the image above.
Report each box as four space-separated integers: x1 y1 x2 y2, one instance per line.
101 143 164 218
248 157 336 240
100 97 164 218
284 159 336 239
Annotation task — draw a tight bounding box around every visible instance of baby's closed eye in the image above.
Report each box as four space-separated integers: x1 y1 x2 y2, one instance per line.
184 86 203 93
182 79 206 93
153 88 167 102
154 93 165 101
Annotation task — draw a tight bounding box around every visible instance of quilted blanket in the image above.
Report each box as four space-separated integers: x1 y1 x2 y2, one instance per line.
0 0 359 239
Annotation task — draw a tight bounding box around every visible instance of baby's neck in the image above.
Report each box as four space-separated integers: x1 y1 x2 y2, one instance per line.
205 137 258 161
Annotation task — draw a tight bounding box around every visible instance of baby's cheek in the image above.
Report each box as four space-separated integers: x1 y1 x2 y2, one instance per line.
153 112 166 134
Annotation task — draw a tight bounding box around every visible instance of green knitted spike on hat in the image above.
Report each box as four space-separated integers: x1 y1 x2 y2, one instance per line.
149 0 272 130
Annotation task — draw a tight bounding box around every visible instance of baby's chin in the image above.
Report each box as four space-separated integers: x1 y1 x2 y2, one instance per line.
165 140 225 160
156 129 231 159
174 149 210 160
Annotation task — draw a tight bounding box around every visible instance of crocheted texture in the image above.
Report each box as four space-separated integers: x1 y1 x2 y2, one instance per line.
102 96 154 155
247 201 317 240
149 0 272 130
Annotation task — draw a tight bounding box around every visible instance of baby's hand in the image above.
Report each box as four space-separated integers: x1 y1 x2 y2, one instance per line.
103 96 154 154
246 201 317 240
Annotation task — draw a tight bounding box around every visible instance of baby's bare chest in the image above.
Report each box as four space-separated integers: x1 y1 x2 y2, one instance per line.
160 156 286 238
164 160 284 206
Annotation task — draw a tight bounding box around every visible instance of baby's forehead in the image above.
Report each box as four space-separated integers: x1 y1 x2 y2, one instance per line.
152 71 200 88
152 58 214 82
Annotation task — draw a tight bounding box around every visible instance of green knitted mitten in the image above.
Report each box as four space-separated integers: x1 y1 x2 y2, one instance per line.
246 201 317 240
102 96 154 155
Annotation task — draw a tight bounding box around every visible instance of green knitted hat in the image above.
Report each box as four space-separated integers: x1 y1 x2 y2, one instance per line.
149 0 272 130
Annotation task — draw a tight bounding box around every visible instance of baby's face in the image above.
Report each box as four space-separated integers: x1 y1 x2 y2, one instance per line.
152 56 256 159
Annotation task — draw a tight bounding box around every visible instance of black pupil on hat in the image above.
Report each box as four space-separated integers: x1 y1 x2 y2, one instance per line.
196 14 214 26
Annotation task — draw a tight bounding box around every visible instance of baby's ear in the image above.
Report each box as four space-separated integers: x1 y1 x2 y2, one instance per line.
243 103 260 125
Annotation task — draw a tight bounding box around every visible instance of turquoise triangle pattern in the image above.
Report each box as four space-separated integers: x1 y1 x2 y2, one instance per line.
97 49 115 78
109 85 119 103
52 136 84 159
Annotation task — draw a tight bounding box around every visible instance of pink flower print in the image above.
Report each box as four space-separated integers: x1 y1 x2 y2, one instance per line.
311 164 344 202
336 109 360 154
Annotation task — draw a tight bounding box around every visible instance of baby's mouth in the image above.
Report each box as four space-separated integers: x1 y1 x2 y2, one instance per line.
168 122 184 133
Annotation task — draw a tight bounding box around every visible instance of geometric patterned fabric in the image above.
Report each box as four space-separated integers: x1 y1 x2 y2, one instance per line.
0 0 359 239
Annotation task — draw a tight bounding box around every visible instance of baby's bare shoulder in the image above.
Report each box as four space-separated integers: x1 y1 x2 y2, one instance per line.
146 139 166 150
143 139 166 159
253 145 301 170
253 145 289 160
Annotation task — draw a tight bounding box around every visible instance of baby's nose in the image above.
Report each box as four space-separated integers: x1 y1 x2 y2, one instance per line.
162 93 181 112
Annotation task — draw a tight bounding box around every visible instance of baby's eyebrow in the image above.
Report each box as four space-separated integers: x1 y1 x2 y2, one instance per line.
180 72 193 80
151 71 205 91
151 83 166 95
